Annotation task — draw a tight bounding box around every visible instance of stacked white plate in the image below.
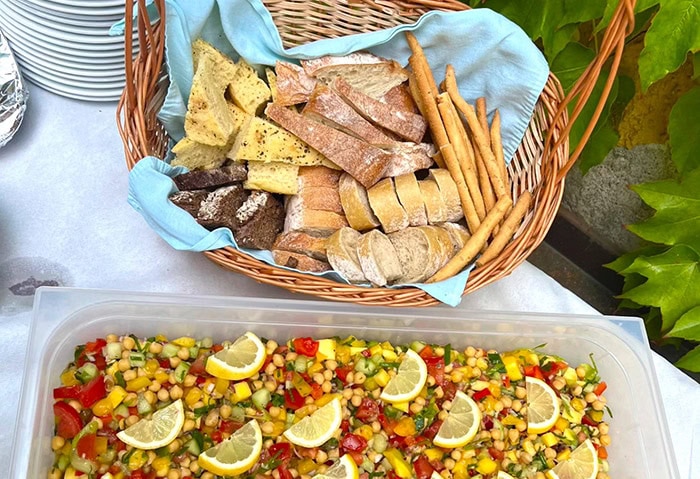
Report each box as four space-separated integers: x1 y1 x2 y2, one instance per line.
0 0 140 101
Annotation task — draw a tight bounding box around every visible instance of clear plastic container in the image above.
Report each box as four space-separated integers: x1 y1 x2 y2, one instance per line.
10 288 680 479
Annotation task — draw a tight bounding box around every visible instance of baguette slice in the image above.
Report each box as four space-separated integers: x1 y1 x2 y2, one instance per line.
245 161 299 195
357 229 403 286
265 103 391 188
303 84 395 145
338 173 380 232
418 226 453 279
274 61 317 106
418 179 448 224
273 231 328 261
394 173 428 227
272 250 331 273
286 186 344 215
284 203 348 235
333 77 427 143
326 227 366 283
302 53 408 99
429 169 464 222
382 142 435 178
367 177 410 234
438 222 471 255
388 227 431 284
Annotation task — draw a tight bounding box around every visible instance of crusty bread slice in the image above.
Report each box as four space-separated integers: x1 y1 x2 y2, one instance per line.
171 137 229 170
184 54 233 146
274 61 317 106
298 166 342 188
338 173 381 232
382 143 435 178
265 103 391 188
273 250 331 272
227 58 271 116
429 169 464 222
332 77 427 144
379 84 418 113
326 227 366 283
438 222 471 255
357 229 403 286
245 161 299 195
302 53 409 100
367 177 409 234
284 202 348 235
418 226 452 279
273 231 328 261
303 84 396 146
418 179 448 224
286 186 344 215
388 227 431 284
394 173 428 227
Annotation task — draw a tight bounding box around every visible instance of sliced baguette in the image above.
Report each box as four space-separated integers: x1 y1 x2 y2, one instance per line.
394 173 428 227
438 222 471 255
326 227 366 283
332 77 427 143
273 231 328 261
338 173 380 232
284 203 348 235
382 142 435 178
357 229 403 286
418 225 453 279
418 179 448 224
286 186 344 215
274 61 317 106
245 161 299 195
367 177 409 234
265 103 391 188
272 250 331 273
429 169 464 222
388 227 431 284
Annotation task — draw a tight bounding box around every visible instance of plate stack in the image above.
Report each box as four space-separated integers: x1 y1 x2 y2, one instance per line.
0 0 137 102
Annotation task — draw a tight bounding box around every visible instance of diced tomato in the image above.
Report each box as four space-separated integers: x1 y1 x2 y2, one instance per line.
340 419 351 433
92 354 106 371
355 398 379 422
424 357 445 386
277 464 294 479
524 365 544 381
594 381 608 396
502 375 511 388
284 388 304 409
196 376 207 386
76 433 98 461
441 381 457 402
158 359 171 369
582 415 599 427
378 413 397 436
419 345 434 359
488 446 504 461
78 376 106 408
219 420 238 435
597 446 608 459
422 419 442 440
211 430 223 444
482 415 494 430
212 344 224 353
84 339 107 355
413 455 434 479
541 361 567 381
130 470 156 479
292 337 319 357
310 382 323 400
349 451 364 467
335 366 353 382
54 401 83 439
188 354 207 376
340 434 367 453
388 434 406 449
387 471 401 479
53 384 81 400
267 442 293 462
473 388 491 401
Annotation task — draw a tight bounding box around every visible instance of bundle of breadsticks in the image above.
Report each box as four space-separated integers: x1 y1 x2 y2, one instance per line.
404 32 533 283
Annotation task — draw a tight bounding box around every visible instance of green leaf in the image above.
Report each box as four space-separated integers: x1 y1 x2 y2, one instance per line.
619 245 700 331
578 124 619 173
644 307 664 341
544 25 578 60
668 86 700 174
560 0 607 25
628 168 700 251
606 246 667 273
638 0 700 91
668 306 700 340
551 42 596 91
597 0 661 32
675 344 700 372
693 52 700 79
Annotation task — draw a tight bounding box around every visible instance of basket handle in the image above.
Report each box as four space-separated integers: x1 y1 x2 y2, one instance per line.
549 0 637 182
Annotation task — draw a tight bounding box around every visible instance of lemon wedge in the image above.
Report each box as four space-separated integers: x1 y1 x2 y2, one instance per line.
116 399 184 450
526 376 560 434
379 348 428 403
433 390 482 448
197 419 263 476
205 331 266 380
314 454 359 479
283 397 342 448
545 439 599 479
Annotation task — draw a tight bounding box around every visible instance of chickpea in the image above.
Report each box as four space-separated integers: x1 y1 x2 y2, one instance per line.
264 380 277 392
414 397 426 406
148 381 162 392
204 410 220 427
286 352 298 362
585 392 597 404
508 428 520 443
520 452 533 464
350 395 363 407
169 385 183 400
126 415 140 426
157 389 170 402
316 450 328 463
272 354 285 367
501 396 512 409
600 434 611 446
544 447 557 459
450 450 462 461
261 422 275 435
265 363 276 376
190 461 200 474
551 376 566 390
51 436 65 451
148 342 163 355
345 371 355 384
118 358 131 372
122 336 135 350
493 440 505 451
169 357 181 368
342 388 353 400
444 458 456 470
598 422 609 435
48 468 62 479
143 390 156 405
325 360 338 371
266 340 279 353
409 402 423 415
167 469 180 479
354 372 366 385
200 473 215 479
465 346 476 357
182 374 196 388
323 369 333 381
106 334 119 343
321 381 332 393
573 385 583 396
371 421 381 433
491 429 503 441
269 406 281 418
427 376 436 387
183 418 196 432
312 373 325 385
592 400 605 411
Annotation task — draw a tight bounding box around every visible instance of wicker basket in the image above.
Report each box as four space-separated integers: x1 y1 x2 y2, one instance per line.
118 0 637 307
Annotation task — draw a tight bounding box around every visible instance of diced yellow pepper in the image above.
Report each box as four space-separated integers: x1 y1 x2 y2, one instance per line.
476 457 498 475
271 421 285 436
106 363 120 379
232 382 252 402
369 344 383 357
382 349 398 362
502 355 523 381
172 336 196 348
501 414 520 426
452 459 469 479
483 396 498 413
95 436 108 454
61 369 80 387
185 388 203 407
107 386 128 408
384 448 412 478
155 334 167 342
350 346 367 356
144 359 160 377
487 383 502 398
522 440 536 456
215 378 230 395
392 401 409 413
278 408 287 421
394 417 416 437
509 349 539 366
92 398 113 417
315 393 341 407
154 371 170 384
350 339 366 347
554 416 569 431
63 467 80 479
506 451 517 463
126 376 152 392
374 369 390 387
297 458 317 475
557 449 571 462
292 372 313 397
307 361 325 375
335 345 351 365
424 448 444 462
152 456 171 477
381 341 393 350
471 380 490 391
354 424 374 441
589 410 604 423
316 339 336 361
128 450 149 470
542 432 559 448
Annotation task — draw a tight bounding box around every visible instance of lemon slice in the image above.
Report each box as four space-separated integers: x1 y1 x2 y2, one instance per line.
314 454 359 479
379 348 428 403
198 419 263 476
205 331 266 380
433 390 482 448
526 376 560 434
116 399 184 450
431 472 443 479
497 472 517 479
283 397 342 448
545 439 599 479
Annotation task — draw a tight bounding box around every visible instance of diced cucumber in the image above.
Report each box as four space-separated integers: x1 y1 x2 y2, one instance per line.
137 393 153 415
174 362 190 383
410 341 426 353
252 389 271 410
230 406 246 423
185 438 201 455
294 356 309 373
160 343 180 358
104 342 123 360
200 337 213 348
355 358 377 376
75 363 98 383
129 352 146 368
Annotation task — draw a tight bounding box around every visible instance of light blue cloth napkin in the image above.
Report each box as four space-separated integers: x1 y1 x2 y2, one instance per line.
126 0 548 306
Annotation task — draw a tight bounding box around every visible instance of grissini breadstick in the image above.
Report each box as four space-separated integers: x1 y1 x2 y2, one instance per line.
444 65 507 199
405 33 439 98
473 139 497 211
440 93 486 221
426 195 512 283
476 190 532 267
490 109 509 192
476 97 490 147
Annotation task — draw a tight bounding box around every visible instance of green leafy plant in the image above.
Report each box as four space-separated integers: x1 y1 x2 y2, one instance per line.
465 1 700 371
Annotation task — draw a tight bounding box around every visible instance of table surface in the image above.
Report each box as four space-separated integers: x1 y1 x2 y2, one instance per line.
0 85 698 477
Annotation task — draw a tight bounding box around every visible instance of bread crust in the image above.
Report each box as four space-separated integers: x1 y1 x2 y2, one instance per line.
394 173 428 227
429 169 464 222
418 179 448 224
274 61 317 106
338 173 381 231
272 250 331 272
326 227 366 283
367 178 410 234
357 230 403 286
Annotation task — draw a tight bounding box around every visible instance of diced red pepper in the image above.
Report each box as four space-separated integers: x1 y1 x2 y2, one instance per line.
524 365 544 381
387 472 401 479
76 433 98 461
422 419 442 440
430 459 446 472
78 376 107 408
355 398 379 422
597 446 608 459
266 443 293 462
502 375 511 388
54 402 83 439
441 381 457 402
292 337 319 357
335 366 353 382
93 353 106 371
349 451 364 467
284 388 304 409
277 464 294 479
340 419 351 433
84 339 107 355
488 446 504 461
212 344 224 353
378 413 397 436
594 381 608 396
541 361 568 380
419 345 434 359
340 434 367 453
413 455 435 479
158 358 171 369
211 431 223 444
472 388 492 401
582 415 599 427
219 420 238 435
388 434 406 449
53 384 81 401
424 357 445 386
310 382 324 400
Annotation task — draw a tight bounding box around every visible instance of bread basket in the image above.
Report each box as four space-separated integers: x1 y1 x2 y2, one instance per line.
117 0 637 307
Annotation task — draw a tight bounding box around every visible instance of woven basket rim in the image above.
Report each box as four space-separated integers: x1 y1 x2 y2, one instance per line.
117 0 637 307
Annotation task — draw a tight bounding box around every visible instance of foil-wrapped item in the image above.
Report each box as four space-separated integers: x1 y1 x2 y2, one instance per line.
0 28 28 149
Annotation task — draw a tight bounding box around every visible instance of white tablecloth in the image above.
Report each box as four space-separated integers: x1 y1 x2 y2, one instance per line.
0 86 698 477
